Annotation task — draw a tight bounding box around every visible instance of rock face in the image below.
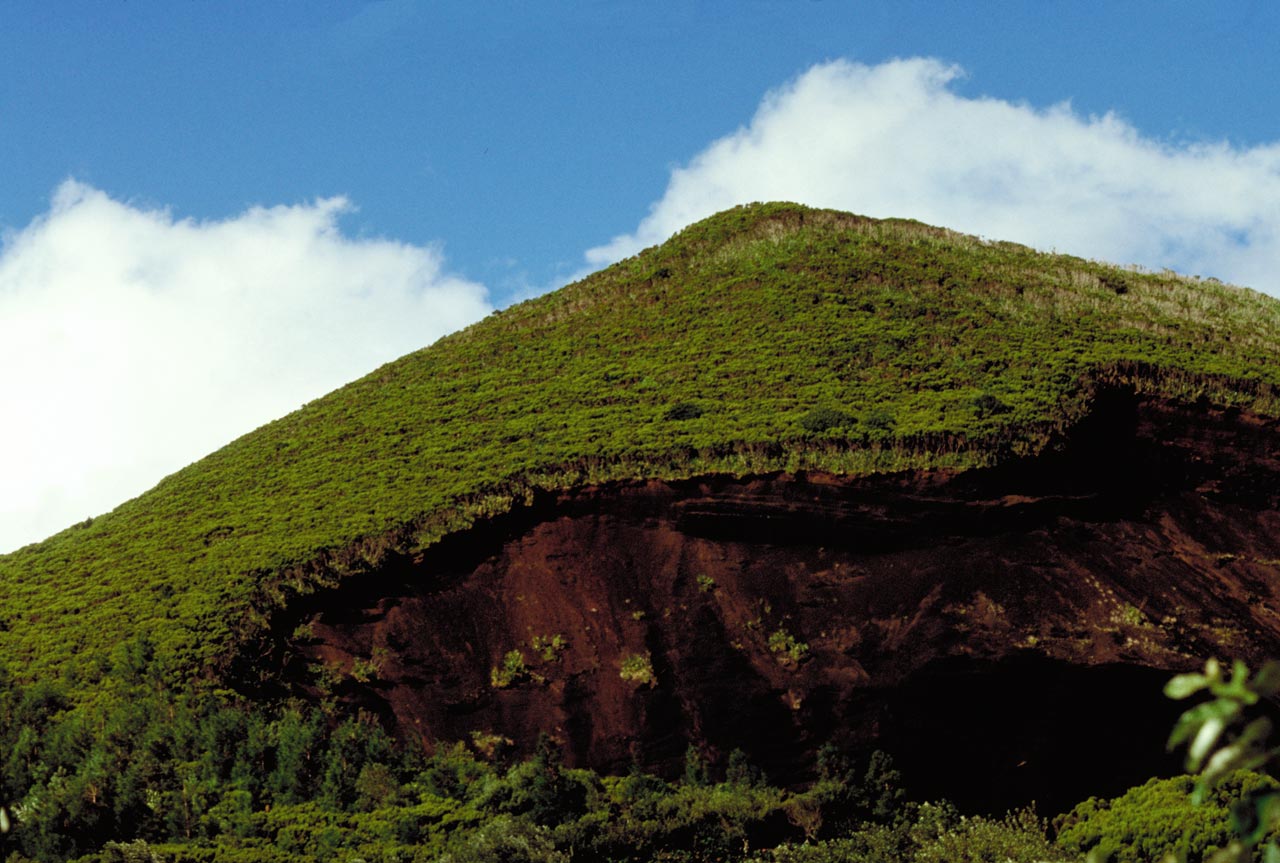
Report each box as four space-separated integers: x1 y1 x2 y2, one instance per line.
271 388 1280 813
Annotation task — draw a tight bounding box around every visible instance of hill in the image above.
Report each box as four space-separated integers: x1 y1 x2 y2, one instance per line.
2 202 1280 858
3 203 1278 692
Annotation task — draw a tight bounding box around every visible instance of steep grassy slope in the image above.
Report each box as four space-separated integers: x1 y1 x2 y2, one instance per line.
2 202 1278 688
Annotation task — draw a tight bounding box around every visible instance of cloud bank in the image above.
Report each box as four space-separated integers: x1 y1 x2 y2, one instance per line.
0 182 491 552
587 58 1280 295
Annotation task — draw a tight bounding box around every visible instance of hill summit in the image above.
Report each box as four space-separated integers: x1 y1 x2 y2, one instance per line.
2 202 1280 809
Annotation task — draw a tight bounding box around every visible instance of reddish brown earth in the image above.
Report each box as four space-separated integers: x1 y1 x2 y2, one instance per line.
261 388 1280 813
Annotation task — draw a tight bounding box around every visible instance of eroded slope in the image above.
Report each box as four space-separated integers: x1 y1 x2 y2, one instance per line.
256 388 1280 812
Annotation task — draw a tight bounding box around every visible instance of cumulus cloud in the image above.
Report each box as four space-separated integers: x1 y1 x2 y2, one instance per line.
0 181 491 552
587 57 1280 295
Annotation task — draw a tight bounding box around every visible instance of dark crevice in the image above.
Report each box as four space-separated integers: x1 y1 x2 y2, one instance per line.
878 656 1184 815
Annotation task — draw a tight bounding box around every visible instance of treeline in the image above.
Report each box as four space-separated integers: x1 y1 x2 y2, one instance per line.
0 637 1272 863
0 636 389 860
0 633 909 862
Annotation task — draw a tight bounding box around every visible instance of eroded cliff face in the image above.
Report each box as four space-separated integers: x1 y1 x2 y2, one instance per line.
264 389 1280 812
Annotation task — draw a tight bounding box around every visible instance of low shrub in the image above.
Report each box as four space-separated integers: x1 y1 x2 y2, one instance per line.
798 407 857 433
620 653 656 686
491 650 535 688
664 402 705 421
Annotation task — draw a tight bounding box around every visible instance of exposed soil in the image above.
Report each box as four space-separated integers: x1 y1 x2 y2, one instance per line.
262 388 1280 814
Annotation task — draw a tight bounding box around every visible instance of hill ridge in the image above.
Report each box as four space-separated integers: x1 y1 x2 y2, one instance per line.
3 201 1280 687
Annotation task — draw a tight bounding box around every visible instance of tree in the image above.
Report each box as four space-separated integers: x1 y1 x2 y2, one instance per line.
498 734 586 826
683 744 710 787
725 749 763 787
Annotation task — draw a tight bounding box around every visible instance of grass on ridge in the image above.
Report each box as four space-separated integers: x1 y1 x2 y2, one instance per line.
1 201 1278 690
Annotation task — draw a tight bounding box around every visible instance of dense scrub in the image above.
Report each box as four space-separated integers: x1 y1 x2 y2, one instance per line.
0 645 912 861
3 203 1279 695
1056 773 1280 863
0 653 1265 863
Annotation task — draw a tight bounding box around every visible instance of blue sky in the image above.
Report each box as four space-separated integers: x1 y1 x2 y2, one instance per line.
3 1 1280 551
7 1 1279 297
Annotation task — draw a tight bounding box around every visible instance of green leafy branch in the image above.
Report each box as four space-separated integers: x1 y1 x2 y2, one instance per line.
1166 658 1280 862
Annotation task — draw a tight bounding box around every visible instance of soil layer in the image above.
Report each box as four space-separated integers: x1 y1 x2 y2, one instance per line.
270 389 1280 813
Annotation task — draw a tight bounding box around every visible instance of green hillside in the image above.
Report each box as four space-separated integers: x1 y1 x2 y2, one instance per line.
2 201 1279 689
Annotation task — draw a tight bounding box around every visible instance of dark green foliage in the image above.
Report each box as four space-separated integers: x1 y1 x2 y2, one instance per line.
485 734 589 827
0 649 430 862
972 392 1012 418
264 707 326 806
808 747 907 836
815 742 852 785
316 715 395 811
0 649 1247 863
726 749 765 788
684 745 710 787
863 406 896 432
417 741 493 801
353 763 400 812
861 749 908 823
664 402 705 421
797 407 857 433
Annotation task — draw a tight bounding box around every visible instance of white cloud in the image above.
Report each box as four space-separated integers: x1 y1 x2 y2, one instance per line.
0 181 491 552
586 58 1280 295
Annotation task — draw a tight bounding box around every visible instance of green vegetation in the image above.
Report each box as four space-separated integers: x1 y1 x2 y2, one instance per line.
619 652 656 686
1 202 1279 856
0 632 1268 862
664 401 706 421
1055 773 1276 863
531 634 567 663
2 202 1279 694
490 650 536 689
797 407 858 433
1159 658 1280 862
768 628 810 666
1116 604 1145 627
0 649 930 862
349 646 389 684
